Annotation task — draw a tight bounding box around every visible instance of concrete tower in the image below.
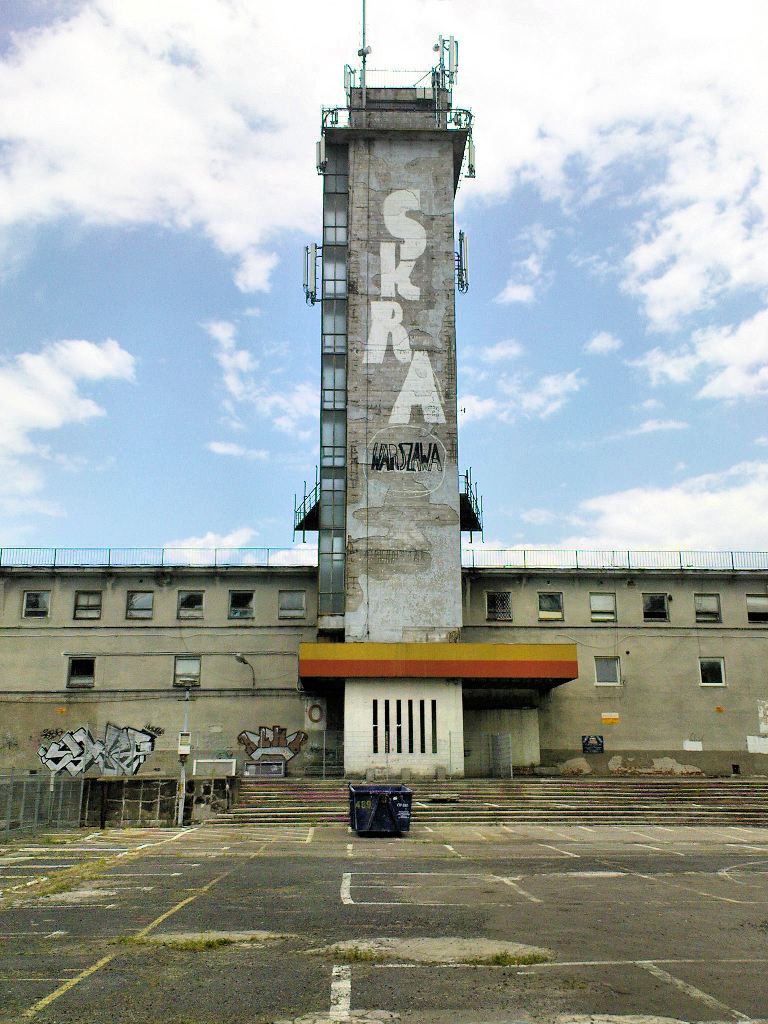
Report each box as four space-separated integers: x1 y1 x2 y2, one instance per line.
297 41 576 778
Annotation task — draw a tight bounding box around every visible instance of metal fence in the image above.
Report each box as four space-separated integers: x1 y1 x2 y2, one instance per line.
462 549 768 571
2 773 83 839
3 546 768 571
0 546 317 568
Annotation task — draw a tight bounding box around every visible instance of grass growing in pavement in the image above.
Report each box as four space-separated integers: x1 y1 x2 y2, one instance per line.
115 934 280 952
325 945 383 963
464 951 552 966
0 855 115 907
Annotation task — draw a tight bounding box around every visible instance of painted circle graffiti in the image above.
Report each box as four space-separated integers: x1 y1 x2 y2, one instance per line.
364 424 448 496
307 703 325 724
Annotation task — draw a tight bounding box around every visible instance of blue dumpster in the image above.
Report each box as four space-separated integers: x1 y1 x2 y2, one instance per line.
348 784 413 834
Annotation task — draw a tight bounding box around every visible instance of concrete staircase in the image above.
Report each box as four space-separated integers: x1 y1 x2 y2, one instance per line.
215 777 768 827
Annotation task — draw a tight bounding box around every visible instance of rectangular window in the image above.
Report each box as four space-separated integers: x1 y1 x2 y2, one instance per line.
177 590 204 619
173 655 201 688
67 656 95 688
419 700 426 754
590 592 616 622
538 592 564 621
396 699 402 754
372 699 379 754
694 593 721 623
322 245 347 298
486 592 512 621
746 595 768 623
643 593 669 621
384 699 390 754
431 699 438 755
407 699 414 754
74 591 102 620
595 656 621 686
699 657 725 687
278 590 306 619
126 591 153 619
229 591 254 619
323 192 348 244
23 591 50 618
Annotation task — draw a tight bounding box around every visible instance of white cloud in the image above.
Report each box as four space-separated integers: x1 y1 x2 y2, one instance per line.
0 337 134 520
458 395 500 424
561 461 768 549
500 370 584 419
460 369 583 424
584 331 622 355
202 320 317 435
206 441 268 459
494 282 535 305
0 1 765 328
755 436 768 447
520 508 557 525
494 224 553 305
633 307 768 400
625 418 688 436
480 339 524 363
165 526 258 549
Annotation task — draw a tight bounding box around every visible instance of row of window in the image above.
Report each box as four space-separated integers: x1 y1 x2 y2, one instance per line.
485 590 768 624
594 655 727 687
63 654 729 690
20 589 307 621
68 654 206 688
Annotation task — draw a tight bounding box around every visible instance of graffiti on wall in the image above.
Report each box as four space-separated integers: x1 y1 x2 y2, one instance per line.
365 189 445 426
38 723 155 776
238 726 308 763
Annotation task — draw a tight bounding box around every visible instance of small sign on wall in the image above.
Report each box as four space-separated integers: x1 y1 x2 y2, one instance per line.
759 700 768 736
601 712 620 725
582 735 604 754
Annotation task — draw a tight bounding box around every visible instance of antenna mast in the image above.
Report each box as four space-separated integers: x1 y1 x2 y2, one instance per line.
358 0 371 108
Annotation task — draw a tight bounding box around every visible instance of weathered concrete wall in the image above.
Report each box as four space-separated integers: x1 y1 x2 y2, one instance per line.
463 708 540 776
462 568 768 774
345 135 462 643
1 692 312 776
344 678 463 778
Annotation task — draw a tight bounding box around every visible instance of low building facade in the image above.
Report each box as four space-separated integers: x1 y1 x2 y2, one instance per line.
1 553 766 780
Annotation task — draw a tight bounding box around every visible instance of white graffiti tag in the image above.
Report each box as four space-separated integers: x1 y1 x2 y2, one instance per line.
38 724 155 776
365 188 445 425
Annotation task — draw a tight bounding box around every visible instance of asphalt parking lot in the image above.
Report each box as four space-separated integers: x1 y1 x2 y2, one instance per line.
1 822 767 1023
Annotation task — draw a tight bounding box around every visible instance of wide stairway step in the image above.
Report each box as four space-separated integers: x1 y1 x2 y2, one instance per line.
213 778 768 826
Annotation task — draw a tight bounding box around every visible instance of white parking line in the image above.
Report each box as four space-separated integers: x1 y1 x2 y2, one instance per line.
444 844 464 859
340 872 353 905
306 828 315 844
638 961 750 1019
538 843 580 859
540 825 579 842
330 964 351 1020
496 875 542 904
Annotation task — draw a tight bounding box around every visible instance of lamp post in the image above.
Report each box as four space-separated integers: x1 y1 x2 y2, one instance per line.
175 686 192 827
233 653 256 689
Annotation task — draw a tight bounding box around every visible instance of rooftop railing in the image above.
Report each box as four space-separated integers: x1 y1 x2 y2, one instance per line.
462 549 768 571
0 547 317 568
1 547 767 571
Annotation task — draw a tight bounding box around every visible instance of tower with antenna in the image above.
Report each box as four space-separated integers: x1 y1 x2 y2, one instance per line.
296 24 483 777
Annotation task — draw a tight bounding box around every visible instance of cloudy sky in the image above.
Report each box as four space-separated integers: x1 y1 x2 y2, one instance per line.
1 0 766 554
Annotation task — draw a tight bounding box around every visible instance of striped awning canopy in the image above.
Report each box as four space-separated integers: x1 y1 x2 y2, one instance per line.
299 642 578 682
